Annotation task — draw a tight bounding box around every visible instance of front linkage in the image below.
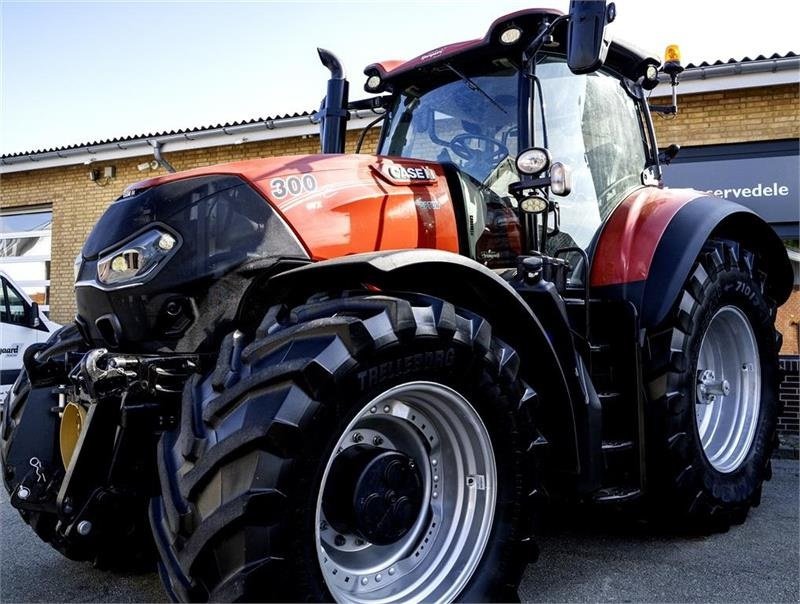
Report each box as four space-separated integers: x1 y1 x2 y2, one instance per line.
5 344 199 568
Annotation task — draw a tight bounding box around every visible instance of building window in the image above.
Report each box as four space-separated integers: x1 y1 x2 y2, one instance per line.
0 207 53 314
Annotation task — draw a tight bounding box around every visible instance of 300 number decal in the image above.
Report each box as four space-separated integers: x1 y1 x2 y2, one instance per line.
270 175 317 199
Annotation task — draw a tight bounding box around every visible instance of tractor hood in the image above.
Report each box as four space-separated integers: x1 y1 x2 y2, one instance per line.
125 154 460 260
74 154 465 351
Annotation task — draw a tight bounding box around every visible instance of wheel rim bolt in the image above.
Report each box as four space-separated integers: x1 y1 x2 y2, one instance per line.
383 405 391 413
335 534 346 546
361 577 369 586
431 459 438 467
388 567 396 576
373 435 384 446
319 520 328 531
433 491 438 498
375 574 382 582
352 432 363 443
370 406 377 414
355 538 365 546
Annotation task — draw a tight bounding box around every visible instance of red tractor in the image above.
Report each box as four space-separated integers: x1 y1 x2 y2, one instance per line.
1 2 792 602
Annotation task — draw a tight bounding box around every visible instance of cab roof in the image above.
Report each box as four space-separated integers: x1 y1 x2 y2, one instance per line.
364 8 659 89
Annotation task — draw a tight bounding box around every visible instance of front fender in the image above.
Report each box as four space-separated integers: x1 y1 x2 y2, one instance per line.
269 249 588 476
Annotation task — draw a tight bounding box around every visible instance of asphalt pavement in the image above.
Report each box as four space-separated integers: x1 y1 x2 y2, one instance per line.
1 460 798 603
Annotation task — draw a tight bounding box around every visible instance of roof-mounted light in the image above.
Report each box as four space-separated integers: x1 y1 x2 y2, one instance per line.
664 44 681 64
365 74 383 92
640 60 661 91
662 44 684 79
500 26 522 45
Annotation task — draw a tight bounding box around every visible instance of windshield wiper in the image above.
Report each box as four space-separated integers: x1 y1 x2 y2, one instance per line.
444 63 507 114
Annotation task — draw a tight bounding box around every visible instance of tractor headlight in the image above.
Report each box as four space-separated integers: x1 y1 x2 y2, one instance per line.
516 147 551 175
97 228 179 286
520 195 549 214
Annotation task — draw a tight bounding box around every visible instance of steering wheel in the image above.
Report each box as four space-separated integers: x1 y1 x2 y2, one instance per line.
449 134 509 165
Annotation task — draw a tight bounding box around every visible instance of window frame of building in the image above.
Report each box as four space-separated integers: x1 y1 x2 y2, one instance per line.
0 205 53 314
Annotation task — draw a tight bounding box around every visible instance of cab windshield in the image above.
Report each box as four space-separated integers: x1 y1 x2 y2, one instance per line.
379 63 520 199
533 56 649 252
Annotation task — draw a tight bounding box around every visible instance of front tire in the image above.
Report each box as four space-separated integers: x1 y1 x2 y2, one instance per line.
152 293 535 602
644 239 780 529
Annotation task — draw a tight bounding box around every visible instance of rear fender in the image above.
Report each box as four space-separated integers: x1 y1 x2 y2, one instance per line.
269 249 587 476
591 188 792 328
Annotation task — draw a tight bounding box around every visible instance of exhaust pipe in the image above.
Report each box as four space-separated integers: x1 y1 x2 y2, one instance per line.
317 48 349 154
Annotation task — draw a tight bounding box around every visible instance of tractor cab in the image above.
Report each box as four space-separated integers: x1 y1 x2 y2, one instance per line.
330 3 665 276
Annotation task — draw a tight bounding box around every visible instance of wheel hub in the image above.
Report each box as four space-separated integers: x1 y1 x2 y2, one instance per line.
322 445 423 545
696 369 732 404
694 306 761 473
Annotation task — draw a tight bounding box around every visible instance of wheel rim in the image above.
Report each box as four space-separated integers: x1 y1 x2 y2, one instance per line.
695 306 761 473
315 381 497 603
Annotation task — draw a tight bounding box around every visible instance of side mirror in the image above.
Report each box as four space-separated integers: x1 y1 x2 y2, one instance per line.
566 1 615 75
29 302 41 328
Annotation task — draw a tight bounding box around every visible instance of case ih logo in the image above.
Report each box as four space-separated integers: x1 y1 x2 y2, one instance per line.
377 162 437 185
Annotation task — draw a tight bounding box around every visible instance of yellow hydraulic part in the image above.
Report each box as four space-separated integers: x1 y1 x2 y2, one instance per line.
59 401 87 469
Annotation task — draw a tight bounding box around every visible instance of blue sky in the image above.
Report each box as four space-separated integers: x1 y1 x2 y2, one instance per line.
2 0 798 155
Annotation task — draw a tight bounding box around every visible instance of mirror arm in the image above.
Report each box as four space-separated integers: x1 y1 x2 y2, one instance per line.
523 15 569 68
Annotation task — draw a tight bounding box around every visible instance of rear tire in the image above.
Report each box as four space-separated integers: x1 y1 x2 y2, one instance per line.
152 292 535 602
644 239 780 530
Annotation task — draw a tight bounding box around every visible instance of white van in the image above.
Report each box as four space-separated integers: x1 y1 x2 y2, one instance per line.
0 271 61 398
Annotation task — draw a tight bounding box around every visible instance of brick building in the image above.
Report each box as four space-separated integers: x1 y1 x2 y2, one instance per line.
1 53 798 437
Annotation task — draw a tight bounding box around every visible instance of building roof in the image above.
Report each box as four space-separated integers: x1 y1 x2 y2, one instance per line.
1 111 315 159
685 51 796 68
1 52 797 171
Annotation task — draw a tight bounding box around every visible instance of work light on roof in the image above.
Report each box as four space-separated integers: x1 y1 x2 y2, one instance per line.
365 75 383 92
500 26 523 45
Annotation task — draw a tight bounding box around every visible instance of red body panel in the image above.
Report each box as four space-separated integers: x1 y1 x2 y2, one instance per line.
128 155 460 260
590 187 705 287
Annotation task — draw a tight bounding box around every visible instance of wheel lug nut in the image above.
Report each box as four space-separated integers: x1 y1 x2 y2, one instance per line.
319 520 328 531
361 577 369 586
388 567 396 576
375 573 382 582
431 459 438 467
383 405 391 413
370 406 377 414
335 534 346 546
373 435 384 446
355 538 365 546
352 433 364 443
